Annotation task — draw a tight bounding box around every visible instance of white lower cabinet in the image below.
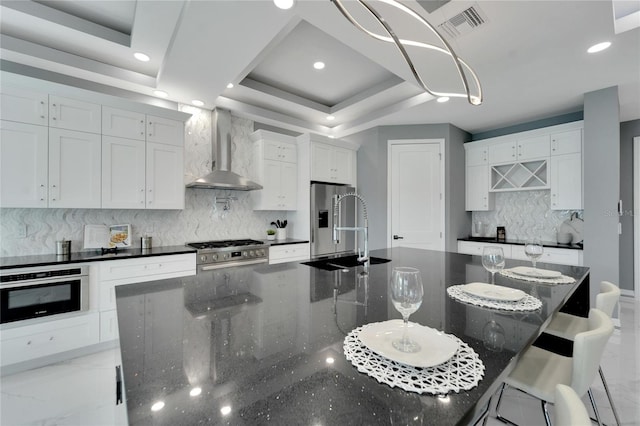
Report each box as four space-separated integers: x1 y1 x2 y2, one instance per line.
457 241 583 266
511 245 582 266
457 241 512 258
0 347 127 425
268 243 311 265
96 254 196 341
0 313 100 366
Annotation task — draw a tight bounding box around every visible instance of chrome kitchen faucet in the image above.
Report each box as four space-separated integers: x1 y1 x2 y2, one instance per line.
333 192 369 265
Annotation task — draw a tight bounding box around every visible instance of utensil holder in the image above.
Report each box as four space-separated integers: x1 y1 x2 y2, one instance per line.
56 240 71 255
141 236 152 250
276 228 287 240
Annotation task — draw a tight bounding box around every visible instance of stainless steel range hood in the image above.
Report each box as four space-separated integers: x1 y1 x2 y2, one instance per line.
186 108 262 191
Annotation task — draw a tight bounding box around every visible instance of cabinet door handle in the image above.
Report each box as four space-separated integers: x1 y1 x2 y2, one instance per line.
393 235 404 240
51 103 57 121
140 120 145 136
115 365 123 405
39 101 46 119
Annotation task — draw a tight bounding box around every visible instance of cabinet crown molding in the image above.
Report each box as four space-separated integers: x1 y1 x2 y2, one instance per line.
297 133 360 150
250 129 296 143
465 120 584 150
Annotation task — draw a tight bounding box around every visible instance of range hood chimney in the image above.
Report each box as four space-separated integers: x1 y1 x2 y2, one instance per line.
186 108 262 191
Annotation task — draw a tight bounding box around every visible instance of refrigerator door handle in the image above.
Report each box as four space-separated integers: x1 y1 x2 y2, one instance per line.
332 194 340 243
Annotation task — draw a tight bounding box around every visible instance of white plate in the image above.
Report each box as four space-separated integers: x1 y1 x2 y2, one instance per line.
461 282 526 302
358 320 459 367
510 266 562 279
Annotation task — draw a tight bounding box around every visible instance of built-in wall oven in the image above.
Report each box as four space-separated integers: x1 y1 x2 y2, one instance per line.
0 266 89 324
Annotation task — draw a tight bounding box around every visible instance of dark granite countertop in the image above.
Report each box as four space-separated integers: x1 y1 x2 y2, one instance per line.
262 238 310 246
115 247 589 426
0 245 196 270
458 236 584 250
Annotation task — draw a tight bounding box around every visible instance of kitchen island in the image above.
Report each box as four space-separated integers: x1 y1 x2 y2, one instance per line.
115 247 589 426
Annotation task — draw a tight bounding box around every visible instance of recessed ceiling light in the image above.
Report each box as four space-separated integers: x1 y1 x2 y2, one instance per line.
220 405 232 416
587 41 611 53
327 115 335 121
273 0 294 9
313 61 325 70
151 401 165 412
134 52 150 62
328 135 335 139
189 387 202 397
192 100 204 107
226 83 234 89
153 90 168 98
437 97 450 103
326 357 335 364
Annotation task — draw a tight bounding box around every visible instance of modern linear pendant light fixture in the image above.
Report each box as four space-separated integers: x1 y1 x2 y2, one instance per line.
330 0 483 105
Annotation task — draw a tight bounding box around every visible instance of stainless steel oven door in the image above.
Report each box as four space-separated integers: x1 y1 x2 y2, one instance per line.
0 273 89 324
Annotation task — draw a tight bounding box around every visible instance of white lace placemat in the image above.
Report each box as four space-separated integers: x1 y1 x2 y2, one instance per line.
499 269 576 285
343 324 484 395
447 285 542 312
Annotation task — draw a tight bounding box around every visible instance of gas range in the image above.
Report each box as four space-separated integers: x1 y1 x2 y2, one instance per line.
186 239 269 270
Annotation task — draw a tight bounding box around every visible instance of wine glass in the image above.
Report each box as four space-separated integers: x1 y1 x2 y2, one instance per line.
482 315 506 352
482 246 505 284
389 267 424 353
524 239 544 269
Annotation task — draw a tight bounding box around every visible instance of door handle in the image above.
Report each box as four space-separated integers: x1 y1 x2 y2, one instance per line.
393 235 404 240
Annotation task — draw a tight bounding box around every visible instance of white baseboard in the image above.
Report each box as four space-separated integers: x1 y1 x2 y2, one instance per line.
621 289 636 298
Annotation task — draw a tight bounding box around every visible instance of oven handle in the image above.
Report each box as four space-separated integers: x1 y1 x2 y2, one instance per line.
199 258 268 271
0 277 86 289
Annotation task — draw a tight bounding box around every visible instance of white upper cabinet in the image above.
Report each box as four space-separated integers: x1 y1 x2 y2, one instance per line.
466 165 493 211
488 135 549 164
146 115 183 146
102 107 145 141
516 135 550 160
48 128 102 208
550 153 582 210
549 129 583 210
146 142 184 209
465 144 493 211
250 130 298 211
465 121 583 211
49 96 101 134
551 129 582 155
311 141 355 185
102 136 146 209
0 120 48 208
264 139 296 163
0 87 48 126
1 78 188 209
466 145 488 166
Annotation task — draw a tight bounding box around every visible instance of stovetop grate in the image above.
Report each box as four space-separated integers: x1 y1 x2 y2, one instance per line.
186 239 265 250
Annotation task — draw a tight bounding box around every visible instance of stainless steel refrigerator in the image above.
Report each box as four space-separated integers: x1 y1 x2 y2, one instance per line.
310 182 356 258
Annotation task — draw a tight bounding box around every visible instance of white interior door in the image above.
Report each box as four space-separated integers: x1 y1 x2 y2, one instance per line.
388 140 444 250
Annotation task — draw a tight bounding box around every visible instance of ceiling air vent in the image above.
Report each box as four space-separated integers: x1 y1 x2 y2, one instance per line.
437 4 488 39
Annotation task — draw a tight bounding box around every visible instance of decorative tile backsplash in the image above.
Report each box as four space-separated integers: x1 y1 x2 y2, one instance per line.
0 106 285 256
471 190 581 242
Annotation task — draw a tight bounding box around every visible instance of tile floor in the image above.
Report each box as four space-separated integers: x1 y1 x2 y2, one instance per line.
1 298 639 425
486 296 640 426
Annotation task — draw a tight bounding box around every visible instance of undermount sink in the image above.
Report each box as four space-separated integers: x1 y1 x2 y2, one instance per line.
301 255 391 271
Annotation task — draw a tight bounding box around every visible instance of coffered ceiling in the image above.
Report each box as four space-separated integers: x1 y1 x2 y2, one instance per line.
1 0 638 138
